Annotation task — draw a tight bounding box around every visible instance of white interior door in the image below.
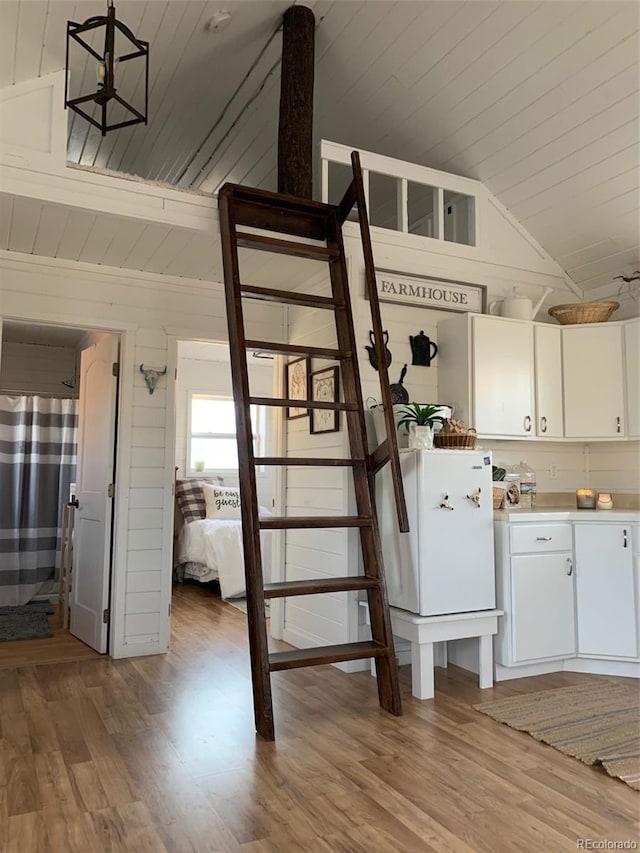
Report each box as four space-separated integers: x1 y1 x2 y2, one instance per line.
71 334 118 652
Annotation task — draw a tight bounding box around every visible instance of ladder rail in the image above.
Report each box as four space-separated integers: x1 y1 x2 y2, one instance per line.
326 211 402 716
219 187 275 742
339 153 410 533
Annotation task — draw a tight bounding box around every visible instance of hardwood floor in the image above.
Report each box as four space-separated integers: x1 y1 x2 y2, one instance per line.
0 582 637 852
0 606 101 669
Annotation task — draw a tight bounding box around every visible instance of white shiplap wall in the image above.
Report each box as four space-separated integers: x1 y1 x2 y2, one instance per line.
282 296 356 653
0 251 285 658
587 442 640 495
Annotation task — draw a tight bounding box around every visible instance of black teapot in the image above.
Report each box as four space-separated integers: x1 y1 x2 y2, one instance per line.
365 330 392 371
409 330 438 367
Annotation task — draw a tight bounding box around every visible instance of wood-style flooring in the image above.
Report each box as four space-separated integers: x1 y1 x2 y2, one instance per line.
0 581 637 852
0 605 101 670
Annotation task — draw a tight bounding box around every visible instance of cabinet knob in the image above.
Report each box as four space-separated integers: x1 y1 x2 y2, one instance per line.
524 415 532 432
624 529 628 548
536 536 552 541
540 416 547 433
565 557 573 576
616 416 622 434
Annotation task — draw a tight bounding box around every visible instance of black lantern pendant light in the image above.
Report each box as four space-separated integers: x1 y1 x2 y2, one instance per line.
64 0 149 136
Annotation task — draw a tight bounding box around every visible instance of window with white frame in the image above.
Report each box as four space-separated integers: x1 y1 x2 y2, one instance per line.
187 394 265 473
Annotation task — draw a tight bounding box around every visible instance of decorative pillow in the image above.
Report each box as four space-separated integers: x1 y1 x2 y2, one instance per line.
202 483 242 520
175 478 210 523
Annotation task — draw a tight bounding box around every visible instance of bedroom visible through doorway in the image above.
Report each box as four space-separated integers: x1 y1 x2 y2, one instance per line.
172 340 277 615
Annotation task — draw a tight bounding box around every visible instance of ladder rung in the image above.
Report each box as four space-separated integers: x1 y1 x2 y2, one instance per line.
241 285 342 310
256 456 365 467
269 641 387 671
259 516 371 530
263 577 378 599
245 340 350 360
236 231 338 261
234 198 329 242
225 183 336 218
250 396 356 412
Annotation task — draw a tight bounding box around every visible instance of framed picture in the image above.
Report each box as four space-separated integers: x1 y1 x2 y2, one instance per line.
310 366 340 434
284 356 310 419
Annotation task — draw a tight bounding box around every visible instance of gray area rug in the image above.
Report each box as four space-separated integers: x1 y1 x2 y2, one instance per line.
0 601 55 642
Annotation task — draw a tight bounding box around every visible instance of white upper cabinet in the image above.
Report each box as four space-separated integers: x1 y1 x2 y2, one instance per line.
472 316 534 436
438 314 555 439
563 325 625 438
625 318 639 438
534 325 563 438
438 314 633 441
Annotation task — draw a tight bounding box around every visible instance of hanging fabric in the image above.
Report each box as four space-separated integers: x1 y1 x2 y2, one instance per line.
0 396 78 606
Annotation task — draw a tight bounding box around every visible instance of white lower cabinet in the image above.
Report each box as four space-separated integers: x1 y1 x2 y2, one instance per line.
575 524 636 658
495 517 640 676
511 553 575 662
495 521 575 667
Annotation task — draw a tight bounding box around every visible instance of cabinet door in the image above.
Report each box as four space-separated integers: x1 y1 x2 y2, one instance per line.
472 317 534 436
625 319 639 438
534 325 563 437
575 524 636 658
511 554 575 662
563 325 624 437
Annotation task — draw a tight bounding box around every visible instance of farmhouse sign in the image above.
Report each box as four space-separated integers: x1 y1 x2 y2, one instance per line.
373 269 486 314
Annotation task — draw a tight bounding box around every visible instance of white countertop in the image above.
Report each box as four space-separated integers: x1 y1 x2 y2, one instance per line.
495 506 640 522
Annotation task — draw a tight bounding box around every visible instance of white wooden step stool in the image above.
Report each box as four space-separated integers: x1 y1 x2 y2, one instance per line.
361 603 503 700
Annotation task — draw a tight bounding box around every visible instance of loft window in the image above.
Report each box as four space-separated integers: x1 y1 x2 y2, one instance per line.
443 191 475 246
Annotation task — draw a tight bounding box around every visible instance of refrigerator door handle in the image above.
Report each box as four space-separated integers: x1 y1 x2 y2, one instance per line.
466 488 481 508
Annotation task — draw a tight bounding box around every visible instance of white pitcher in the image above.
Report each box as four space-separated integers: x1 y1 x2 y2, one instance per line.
489 286 553 320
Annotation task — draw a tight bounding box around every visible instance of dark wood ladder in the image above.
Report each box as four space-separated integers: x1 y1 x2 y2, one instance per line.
219 151 409 740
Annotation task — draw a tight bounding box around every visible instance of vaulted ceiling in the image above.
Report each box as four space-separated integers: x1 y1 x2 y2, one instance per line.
1 0 639 296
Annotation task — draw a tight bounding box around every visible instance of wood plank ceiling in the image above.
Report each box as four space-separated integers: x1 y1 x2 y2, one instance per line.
1 0 638 296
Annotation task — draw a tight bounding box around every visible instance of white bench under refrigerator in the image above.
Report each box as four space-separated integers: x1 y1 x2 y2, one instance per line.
377 449 496 616
371 448 500 698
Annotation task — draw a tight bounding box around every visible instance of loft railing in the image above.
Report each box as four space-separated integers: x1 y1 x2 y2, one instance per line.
319 140 479 248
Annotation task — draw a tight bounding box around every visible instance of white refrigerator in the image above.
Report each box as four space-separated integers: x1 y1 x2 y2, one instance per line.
377 449 496 616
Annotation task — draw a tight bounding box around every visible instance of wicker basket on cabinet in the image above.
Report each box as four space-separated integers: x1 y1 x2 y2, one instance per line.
433 429 477 449
547 301 619 325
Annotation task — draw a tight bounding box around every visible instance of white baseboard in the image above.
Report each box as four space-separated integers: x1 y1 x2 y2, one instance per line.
564 658 640 678
495 660 563 681
496 657 640 681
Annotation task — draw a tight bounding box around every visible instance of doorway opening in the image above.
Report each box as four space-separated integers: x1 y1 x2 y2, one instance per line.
0 319 120 666
171 339 278 620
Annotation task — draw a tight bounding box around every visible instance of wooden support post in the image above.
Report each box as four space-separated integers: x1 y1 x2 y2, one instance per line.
277 5 315 199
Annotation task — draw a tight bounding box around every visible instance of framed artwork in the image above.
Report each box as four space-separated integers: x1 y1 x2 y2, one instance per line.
284 356 310 419
310 366 340 434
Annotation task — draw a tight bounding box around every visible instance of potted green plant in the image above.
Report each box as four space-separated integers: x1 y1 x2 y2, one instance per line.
397 403 446 450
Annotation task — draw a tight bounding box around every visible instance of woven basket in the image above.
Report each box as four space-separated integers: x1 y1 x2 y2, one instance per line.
548 301 619 325
434 429 477 449
492 485 506 510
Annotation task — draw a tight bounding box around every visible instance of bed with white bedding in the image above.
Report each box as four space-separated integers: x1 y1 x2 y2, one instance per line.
176 515 272 599
173 478 272 600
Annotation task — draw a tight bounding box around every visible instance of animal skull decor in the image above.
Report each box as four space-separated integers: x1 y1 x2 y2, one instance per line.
139 364 167 395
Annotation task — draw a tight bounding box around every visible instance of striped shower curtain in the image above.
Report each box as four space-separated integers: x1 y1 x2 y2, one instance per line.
0 396 78 606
